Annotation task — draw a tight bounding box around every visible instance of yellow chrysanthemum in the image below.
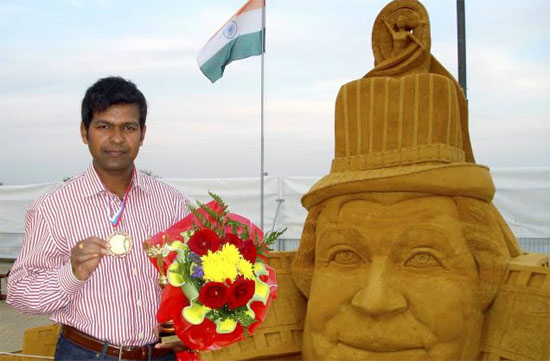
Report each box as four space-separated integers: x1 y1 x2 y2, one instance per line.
237 259 254 280
201 244 242 282
219 244 241 264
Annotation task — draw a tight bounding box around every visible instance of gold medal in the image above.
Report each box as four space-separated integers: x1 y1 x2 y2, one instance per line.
107 232 133 257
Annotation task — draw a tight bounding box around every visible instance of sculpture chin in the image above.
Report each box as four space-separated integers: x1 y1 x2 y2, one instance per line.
303 320 482 361
304 332 430 361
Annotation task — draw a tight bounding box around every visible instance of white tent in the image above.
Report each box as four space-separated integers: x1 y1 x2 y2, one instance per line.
1 168 549 259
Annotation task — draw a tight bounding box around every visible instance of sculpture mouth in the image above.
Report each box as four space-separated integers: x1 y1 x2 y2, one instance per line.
336 341 427 359
338 333 425 353
338 337 426 353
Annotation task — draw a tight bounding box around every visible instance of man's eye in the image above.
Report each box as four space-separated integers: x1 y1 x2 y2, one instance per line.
124 125 136 131
405 252 441 268
331 250 363 265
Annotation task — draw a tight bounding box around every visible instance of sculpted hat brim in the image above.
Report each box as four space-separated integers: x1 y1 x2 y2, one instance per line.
302 162 495 210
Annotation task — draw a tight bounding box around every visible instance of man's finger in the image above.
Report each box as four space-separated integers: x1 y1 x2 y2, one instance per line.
74 253 103 264
86 237 110 249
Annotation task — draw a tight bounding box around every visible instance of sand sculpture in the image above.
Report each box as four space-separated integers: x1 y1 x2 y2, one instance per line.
199 0 550 360
8 1 548 360
12 1 549 360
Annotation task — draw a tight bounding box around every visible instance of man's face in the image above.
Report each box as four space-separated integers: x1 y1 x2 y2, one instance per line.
81 103 145 176
303 194 483 360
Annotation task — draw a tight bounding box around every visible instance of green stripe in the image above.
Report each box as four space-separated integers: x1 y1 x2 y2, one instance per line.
200 29 264 83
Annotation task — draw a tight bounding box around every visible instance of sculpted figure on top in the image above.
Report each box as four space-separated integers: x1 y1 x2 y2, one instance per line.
200 1 550 360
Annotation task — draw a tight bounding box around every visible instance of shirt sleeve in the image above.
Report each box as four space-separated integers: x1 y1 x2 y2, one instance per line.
173 191 191 223
6 206 85 315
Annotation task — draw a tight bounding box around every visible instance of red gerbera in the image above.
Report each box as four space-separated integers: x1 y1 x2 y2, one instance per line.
239 239 257 263
198 282 228 309
227 277 255 309
223 233 243 248
188 229 221 256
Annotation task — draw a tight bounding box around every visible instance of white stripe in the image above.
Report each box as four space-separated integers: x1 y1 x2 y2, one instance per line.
197 8 263 66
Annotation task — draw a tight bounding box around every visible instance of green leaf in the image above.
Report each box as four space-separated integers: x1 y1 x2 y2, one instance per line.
208 192 229 215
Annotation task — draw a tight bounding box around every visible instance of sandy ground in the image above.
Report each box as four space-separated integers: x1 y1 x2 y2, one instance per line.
0 262 52 353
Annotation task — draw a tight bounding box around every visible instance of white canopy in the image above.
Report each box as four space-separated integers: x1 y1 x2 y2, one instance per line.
1 168 549 259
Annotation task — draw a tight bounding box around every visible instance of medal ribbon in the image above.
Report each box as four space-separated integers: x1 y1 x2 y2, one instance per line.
108 180 132 227
98 168 134 228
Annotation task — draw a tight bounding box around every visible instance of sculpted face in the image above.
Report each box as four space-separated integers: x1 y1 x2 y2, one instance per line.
303 194 483 360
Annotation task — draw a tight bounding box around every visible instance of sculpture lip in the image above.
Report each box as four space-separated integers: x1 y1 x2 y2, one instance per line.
338 337 425 353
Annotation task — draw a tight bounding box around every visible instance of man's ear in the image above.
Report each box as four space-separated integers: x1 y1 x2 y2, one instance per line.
80 122 89 144
140 125 147 146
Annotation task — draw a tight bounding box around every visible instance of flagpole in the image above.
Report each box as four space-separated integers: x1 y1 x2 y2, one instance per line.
260 0 266 230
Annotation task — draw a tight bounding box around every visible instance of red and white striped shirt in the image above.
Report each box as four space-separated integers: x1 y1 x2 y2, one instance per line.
7 164 189 346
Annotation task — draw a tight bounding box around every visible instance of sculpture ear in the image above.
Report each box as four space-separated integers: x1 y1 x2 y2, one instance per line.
291 252 313 298
291 204 323 298
468 239 507 311
455 199 512 311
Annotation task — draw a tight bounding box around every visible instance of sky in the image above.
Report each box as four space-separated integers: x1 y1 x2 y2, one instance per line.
0 0 549 185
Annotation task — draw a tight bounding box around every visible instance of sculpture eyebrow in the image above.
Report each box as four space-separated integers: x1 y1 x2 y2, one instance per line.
317 225 371 255
394 225 453 252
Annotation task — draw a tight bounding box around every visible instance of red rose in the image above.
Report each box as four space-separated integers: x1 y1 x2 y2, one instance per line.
188 229 221 256
198 282 228 309
239 240 257 263
227 277 255 309
223 233 243 248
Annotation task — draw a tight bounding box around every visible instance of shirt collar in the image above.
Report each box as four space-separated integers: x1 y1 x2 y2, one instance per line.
82 164 149 198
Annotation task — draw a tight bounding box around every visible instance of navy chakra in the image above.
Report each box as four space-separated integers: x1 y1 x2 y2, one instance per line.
223 21 238 39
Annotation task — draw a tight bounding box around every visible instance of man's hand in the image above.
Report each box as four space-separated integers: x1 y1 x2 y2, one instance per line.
71 237 110 281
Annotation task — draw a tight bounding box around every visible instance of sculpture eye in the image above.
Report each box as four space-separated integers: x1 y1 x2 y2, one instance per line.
405 252 441 268
331 249 363 265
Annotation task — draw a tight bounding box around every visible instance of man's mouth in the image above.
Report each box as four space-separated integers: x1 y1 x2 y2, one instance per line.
104 150 126 157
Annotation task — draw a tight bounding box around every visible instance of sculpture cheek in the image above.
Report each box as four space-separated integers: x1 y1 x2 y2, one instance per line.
405 275 478 342
306 268 366 326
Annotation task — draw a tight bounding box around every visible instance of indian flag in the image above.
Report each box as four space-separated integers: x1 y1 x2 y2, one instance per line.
197 0 265 83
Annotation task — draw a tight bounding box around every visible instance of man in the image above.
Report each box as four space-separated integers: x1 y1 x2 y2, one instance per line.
7 76 189 360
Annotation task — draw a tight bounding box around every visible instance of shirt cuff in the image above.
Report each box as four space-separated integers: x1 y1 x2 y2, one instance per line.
57 262 86 295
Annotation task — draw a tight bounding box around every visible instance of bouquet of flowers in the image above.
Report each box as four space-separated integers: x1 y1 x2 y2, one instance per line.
144 193 282 361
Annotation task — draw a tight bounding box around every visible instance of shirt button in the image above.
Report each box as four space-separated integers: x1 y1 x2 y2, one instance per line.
132 268 137 275
138 332 144 339
137 299 142 307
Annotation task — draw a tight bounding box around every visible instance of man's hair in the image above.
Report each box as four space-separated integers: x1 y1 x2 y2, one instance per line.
81 76 147 131
292 194 518 311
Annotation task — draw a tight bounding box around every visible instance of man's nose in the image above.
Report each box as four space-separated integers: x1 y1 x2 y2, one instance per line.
110 128 124 143
351 257 407 316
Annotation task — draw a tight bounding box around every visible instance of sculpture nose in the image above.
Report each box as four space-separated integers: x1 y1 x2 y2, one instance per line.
351 257 407 316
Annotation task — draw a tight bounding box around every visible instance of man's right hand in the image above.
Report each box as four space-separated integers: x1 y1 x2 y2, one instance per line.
70 237 110 281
